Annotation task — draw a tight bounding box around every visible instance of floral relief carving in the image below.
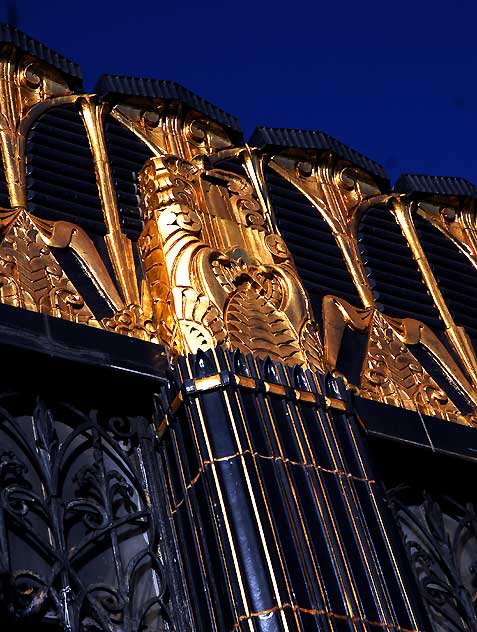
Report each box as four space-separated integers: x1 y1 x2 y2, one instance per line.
0 210 98 326
322 295 476 424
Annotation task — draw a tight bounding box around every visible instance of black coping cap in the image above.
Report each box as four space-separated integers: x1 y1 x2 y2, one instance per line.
249 126 389 182
0 24 83 88
394 173 477 198
95 74 243 136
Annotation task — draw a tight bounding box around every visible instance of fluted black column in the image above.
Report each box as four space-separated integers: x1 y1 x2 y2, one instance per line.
158 347 430 632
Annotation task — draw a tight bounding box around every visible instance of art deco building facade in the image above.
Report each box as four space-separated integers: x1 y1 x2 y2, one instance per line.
0 24 475 632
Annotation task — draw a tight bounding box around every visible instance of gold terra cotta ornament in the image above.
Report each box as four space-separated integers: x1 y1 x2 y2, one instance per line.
0 42 477 422
0 43 323 368
137 152 322 366
266 151 477 424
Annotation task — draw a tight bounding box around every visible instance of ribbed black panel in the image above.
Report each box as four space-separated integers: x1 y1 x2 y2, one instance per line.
266 168 360 319
395 173 477 197
252 127 388 182
26 104 117 318
0 24 83 88
214 156 247 179
104 117 152 240
415 213 477 350
96 74 242 134
359 206 443 329
26 104 105 235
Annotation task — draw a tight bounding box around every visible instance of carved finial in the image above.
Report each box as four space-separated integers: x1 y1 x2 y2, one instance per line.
293 366 309 391
232 349 250 376
194 349 216 378
263 356 279 384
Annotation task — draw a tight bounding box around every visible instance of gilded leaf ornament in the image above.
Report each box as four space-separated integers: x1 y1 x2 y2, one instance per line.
0 209 98 326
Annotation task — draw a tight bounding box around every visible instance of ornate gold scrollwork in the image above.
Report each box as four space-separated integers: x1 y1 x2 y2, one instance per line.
0 45 75 208
268 150 477 420
101 303 158 342
138 153 323 367
0 207 163 343
389 196 477 390
268 151 389 308
416 200 477 265
0 208 98 326
111 101 235 161
31 214 123 311
0 35 475 426
0 48 164 342
322 295 477 425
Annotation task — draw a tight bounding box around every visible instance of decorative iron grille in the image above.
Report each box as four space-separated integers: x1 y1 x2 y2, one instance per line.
373 436 477 632
0 384 174 632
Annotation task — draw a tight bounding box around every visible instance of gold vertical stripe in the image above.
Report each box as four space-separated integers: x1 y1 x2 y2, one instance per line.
188 386 254 630
221 389 292 632
392 198 477 390
79 96 139 305
259 393 362 628
171 431 221 632
231 391 310 631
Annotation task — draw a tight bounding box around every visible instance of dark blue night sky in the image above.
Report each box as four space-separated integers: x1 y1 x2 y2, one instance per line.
10 0 477 185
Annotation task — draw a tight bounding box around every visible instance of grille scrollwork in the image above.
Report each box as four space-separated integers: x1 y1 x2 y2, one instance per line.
0 393 174 632
388 485 477 631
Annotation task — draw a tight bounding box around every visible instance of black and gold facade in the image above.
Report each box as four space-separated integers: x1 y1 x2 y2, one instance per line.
0 24 476 632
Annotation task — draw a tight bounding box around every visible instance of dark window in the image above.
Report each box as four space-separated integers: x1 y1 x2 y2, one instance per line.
104 116 153 241
358 206 443 330
26 104 105 235
415 213 477 353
